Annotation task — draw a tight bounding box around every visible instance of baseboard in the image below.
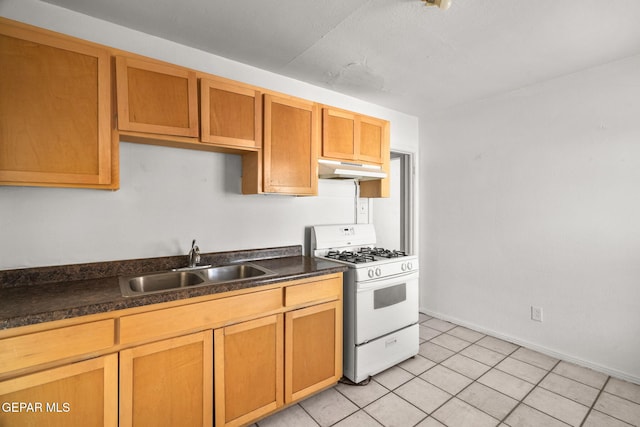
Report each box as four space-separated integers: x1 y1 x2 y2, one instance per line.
419 307 640 385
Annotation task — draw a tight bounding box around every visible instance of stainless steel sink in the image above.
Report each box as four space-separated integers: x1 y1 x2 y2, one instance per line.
126 271 205 294
198 264 272 282
120 263 276 297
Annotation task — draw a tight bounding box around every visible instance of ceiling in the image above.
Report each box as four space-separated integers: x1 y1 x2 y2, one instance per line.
41 0 640 116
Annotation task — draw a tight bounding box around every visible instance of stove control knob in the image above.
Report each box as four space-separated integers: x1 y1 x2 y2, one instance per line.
407 262 413 271
375 268 382 277
401 263 407 271
368 269 375 278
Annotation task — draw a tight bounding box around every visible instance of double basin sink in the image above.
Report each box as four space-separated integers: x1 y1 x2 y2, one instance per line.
119 263 277 297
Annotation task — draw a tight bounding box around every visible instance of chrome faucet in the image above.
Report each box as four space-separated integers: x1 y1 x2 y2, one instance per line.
188 239 201 268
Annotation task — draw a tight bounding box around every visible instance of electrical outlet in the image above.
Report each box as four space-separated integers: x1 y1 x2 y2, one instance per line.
358 199 368 215
356 198 369 224
531 306 543 322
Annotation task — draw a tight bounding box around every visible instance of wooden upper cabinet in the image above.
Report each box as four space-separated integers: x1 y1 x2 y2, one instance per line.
0 18 116 189
322 109 357 161
322 107 388 165
116 55 198 137
263 94 318 195
200 78 261 150
322 106 390 198
359 115 387 164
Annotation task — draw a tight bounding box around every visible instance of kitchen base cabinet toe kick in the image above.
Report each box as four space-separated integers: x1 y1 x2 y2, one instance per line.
0 272 343 427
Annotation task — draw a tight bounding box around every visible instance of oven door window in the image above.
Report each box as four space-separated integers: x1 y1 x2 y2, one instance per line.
373 284 406 309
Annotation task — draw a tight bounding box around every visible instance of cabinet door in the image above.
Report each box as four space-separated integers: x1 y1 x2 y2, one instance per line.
119 331 213 427
200 78 262 150
285 301 342 403
0 354 118 427
322 108 357 161
0 19 115 189
359 116 390 198
116 55 198 137
214 314 283 427
358 115 387 164
263 94 318 195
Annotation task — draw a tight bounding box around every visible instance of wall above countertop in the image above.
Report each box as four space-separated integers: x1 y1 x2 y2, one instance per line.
0 0 420 271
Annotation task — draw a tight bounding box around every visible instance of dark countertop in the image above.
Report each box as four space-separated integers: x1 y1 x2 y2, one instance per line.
0 246 347 330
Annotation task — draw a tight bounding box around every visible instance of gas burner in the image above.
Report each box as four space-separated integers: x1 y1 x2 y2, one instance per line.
326 250 376 263
370 248 408 258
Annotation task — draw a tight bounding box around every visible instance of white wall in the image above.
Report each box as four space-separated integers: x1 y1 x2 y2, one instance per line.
0 0 419 269
421 54 640 383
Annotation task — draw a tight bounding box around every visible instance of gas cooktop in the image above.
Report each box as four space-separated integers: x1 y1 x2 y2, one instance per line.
325 247 409 264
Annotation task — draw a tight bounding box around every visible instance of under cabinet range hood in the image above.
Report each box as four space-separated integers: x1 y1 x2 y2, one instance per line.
318 159 387 181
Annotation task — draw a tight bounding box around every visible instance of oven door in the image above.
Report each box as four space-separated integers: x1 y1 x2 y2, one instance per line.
355 271 419 344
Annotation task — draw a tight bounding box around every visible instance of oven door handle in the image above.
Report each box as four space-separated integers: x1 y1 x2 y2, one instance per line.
356 271 419 292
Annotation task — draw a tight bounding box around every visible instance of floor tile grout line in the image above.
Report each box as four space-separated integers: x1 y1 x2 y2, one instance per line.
332 366 635 427
334 373 432 426
579 375 609 427
550 365 610 392
451 341 525 425
393 320 606 426
351 379 430 427
601 388 640 406
371 342 474 426
474 339 519 358
497 358 582 427
412 336 514 425
296 402 322 427
577 376 635 427
420 320 489 346
443 344 535 424
421 316 620 394
332 314 639 427
497 357 552 425
437 373 502 425
339 345 540 427
333 377 392 410
265 314 639 427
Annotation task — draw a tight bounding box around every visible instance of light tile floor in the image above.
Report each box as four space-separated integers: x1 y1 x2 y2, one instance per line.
255 314 640 427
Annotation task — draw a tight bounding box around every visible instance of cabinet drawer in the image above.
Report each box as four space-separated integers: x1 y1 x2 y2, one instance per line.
0 319 115 374
284 275 342 307
119 288 282 345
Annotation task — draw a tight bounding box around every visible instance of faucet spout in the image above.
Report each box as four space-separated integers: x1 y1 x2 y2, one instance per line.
188 239 201 268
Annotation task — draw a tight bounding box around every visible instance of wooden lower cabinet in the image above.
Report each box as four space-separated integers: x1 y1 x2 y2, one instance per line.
0 274 342 427
0 354 118 427
214 314 284 427
285 300 342 403
119 331 213 427
214 298 343 426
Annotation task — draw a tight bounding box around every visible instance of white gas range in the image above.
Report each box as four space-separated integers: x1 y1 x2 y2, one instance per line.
312 224 419 384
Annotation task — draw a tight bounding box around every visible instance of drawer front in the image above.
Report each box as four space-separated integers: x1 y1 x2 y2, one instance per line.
119 288 282 345
284 275 342 307
0 319 115 374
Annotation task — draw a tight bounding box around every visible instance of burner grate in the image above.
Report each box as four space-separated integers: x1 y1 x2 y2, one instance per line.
370 248 408 258
324 247 409 264
326 250 376 263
